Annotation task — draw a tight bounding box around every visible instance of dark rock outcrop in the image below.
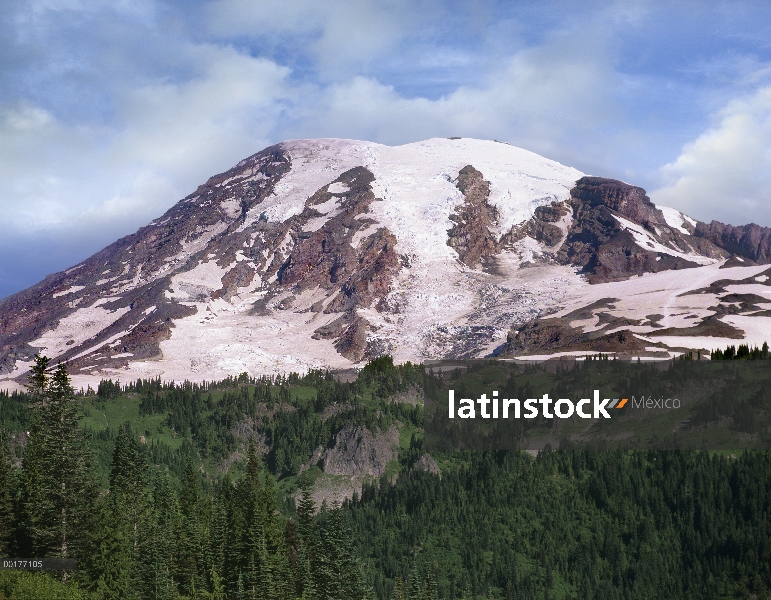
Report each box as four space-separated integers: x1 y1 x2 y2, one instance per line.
447 165 500 268
558 177 723 283
504 298 652 355
0 144 293 375
695 221 771 263
279 167 399 314
320 424 399 477
280 166 400 360
570 176 665 226
529 204 568 247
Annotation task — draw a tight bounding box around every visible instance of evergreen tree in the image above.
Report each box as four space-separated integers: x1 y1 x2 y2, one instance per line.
392 576 405 600
86 422 151 598
422 569 438 600
20 361 97 568
241 442 266 599
25 354 50 401
178 460 207 597
408 570 422 600
209 483 228 596
0 430 15 555
137 471 179 600
296 476 318 600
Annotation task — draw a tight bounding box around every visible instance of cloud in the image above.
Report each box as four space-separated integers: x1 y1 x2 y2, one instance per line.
0 102 99 231
0 45 292 235
650 86 771 226
5 0 771 300
207 0 447 76
112 44 291 179
282 29 619 163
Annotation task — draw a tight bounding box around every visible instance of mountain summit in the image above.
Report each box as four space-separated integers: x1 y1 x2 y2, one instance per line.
3 137 771 388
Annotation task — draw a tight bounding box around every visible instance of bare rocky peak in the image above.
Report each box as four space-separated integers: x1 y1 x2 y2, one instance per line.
2 137 771 385
557 177 726 283
695 220 771 264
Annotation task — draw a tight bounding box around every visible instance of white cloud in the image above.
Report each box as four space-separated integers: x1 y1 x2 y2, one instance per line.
206 0 439 75
112 44 291 179
0 45 292 236
282 31 619 161
0 25 621 242
0 102 99 231
651 86 771 226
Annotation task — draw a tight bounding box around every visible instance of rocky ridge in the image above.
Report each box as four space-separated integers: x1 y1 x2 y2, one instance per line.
3 138 771 386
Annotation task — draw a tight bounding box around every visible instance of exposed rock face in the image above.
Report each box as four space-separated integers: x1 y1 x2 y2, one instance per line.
506 318 651 355
695 221 771 264
505 299 655 355
0 144 291 374
320 424 400 477
447 165 500 268
588 230 701 283
529 204 569 247
278 166 400 360
558 177 724 283
414 453 440 475
6 138 771 382
570 177 664 226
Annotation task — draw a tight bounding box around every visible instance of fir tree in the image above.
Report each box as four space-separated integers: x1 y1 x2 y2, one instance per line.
392 576 405 600
296 476 318 600
20 361 97 568
25 354 51 401
84 422 146 597
178 460 207 597
137 471 179 600
0 430 15 555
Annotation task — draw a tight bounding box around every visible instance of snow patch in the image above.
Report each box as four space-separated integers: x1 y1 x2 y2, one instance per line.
168 260 227 300
53 285 85 298
656 205 692 235
613 215 716 265
30 303 131 359
69 329 132 361
312 196 339 214
220 197 241 219
327 181 350 194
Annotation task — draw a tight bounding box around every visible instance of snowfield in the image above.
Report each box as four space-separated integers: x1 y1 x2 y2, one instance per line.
3 138 770 391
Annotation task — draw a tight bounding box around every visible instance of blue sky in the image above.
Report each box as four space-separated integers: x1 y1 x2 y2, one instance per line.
2 0 771 298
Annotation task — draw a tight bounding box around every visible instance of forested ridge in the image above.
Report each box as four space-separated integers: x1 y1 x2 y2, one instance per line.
0 355 769 599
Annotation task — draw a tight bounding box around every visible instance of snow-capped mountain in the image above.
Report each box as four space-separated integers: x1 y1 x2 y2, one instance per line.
3 137 771 389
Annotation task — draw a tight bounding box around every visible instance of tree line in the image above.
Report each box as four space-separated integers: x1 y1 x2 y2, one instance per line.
0 355 769 598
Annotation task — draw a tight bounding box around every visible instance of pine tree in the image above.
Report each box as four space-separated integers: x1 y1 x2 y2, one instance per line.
296 476 318 600
20 361 97 569
241 441 266 599
209 486 228 595
422 569 438 600
25 354 50 401
408 570 422 600
84 422 146 598
0 430 15 555
178 460 207 597
137 471 179 600
392 576 405 600
209 564 226 600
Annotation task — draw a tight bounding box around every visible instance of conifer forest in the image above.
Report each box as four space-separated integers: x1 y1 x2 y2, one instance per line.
0 354 769 599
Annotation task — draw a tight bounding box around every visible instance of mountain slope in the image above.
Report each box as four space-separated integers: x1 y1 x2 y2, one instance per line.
3 137 771 388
